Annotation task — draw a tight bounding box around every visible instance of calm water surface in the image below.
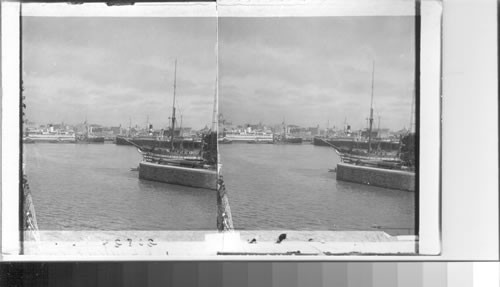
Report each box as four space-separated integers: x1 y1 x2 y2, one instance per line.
25 143 216 230
25 143 414 234
220 144 415 235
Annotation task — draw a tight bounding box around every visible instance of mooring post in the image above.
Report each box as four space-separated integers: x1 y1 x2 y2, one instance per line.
216 176 234 231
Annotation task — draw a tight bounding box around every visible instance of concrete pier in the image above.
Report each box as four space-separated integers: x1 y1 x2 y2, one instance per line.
336 163 415 192
139 161 217 190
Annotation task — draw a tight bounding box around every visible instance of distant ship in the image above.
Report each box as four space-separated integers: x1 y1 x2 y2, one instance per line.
75 122 105 143
22 137 35 144
274 122 303 144
247 139 274 144
26 132 76 143
282 136 302 144
77 126 104 143
218 137 233 144
80 134 105 143
223 131 274 143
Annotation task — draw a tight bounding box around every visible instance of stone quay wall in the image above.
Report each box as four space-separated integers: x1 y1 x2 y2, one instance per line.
336 163 415 192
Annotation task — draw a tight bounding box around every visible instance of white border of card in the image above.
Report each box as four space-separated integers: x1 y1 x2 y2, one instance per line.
1 0 441 260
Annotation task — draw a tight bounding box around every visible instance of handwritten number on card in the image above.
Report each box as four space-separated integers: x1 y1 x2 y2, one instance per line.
109 238 157 248
148 238 157 247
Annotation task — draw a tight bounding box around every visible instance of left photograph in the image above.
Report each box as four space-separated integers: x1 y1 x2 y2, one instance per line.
21 16 218 233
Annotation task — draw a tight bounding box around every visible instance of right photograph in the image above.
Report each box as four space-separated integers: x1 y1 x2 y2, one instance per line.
218 16 417 240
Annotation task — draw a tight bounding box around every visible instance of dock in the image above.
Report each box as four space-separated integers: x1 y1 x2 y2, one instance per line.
139 161 217 190
336 162 415 192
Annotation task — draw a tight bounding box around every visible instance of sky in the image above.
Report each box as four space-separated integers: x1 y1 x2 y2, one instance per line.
219 17 416 131
23 16 416 132
22 17 217 130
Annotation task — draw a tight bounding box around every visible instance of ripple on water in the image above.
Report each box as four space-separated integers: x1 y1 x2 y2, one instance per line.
25 143 216 231
25 143 415 235
220 144 415 235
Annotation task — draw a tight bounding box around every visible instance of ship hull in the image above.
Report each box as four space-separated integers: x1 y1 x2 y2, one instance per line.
81 137 105 143
27 135 76 143
115 136 133 145
218 138 233 144
116 136 201 149
139 161 217 190
284 137 303 144
313 137 399 151
224 134 274 143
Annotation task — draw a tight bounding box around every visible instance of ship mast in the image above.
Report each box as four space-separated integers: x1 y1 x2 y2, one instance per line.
211 76 217 132
282 117 286 139
180 114 183 136
367 61 375 153
170 59 177 150
84 114 89 139
128 117 131 137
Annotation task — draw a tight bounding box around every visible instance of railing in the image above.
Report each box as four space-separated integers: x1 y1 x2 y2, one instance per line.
142 152 202 162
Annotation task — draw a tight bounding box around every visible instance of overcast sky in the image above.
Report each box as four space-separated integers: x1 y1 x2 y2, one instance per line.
219 17 416 131
23 16 415 131
23 17 217 130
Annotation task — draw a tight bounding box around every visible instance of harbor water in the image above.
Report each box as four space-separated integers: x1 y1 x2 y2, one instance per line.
219 144 415 235
25 143 414 235
24 143 216 230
